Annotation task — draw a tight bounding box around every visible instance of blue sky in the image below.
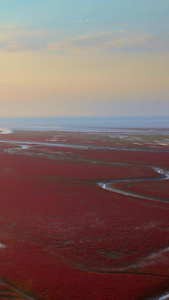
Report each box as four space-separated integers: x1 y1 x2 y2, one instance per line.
0 0 168 116
1 0 168 32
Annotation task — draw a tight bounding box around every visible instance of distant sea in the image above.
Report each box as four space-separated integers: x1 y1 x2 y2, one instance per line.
0 116 168 132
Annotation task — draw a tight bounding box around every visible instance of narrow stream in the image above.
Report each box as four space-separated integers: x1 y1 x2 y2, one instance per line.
98 166 169 203
0 139 169 152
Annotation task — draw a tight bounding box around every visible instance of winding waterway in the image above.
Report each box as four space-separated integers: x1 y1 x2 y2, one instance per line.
0 139 169 204
98 166 169 203
0 139 169 152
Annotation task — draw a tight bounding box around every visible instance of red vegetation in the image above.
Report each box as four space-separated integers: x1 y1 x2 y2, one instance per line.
0 131 168 299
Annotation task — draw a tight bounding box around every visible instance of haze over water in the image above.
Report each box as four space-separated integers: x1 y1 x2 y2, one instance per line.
0 116 168 132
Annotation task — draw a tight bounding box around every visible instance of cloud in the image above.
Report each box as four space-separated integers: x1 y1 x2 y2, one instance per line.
0 25 48 52
47 30 169 54
1 25 168 55
86 19 96 23
47 31 115 53
0 24 18 31
71 18 96 24
107 34 146 49
71 20 83 24
1 43 29 52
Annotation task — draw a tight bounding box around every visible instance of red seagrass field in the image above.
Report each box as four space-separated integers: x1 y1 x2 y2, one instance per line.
0 130 169 300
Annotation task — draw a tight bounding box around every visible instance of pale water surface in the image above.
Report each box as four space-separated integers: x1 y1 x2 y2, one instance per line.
0 116 168 132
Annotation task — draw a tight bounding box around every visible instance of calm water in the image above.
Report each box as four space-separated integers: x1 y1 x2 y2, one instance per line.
0 116 168 132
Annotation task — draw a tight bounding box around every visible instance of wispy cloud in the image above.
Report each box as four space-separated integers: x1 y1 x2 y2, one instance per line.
47 31 111 53
86 19 96 23
71 19 97 24
47 30 169 54
0 24 18 31
0 25 49 52
1 25 168 54
71 20 83 24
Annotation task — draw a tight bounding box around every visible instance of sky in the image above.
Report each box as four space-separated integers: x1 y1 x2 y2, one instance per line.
0 0 169 117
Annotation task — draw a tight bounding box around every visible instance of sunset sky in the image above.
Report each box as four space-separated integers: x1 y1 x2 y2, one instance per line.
0 0 169 116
